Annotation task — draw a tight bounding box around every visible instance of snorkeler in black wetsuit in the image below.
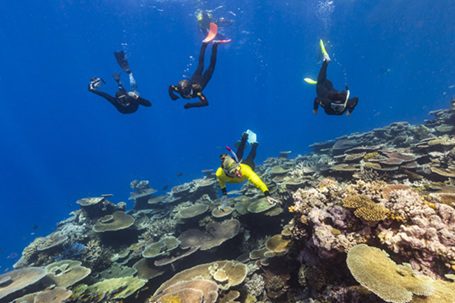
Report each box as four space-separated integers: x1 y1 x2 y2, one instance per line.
168 42 219 109
88 51 151 114
308 40 359 116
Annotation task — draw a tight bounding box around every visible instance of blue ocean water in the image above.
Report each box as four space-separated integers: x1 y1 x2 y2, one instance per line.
0 0 453 271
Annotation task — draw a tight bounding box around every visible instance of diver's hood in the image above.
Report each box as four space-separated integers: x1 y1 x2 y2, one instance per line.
178 80 192 96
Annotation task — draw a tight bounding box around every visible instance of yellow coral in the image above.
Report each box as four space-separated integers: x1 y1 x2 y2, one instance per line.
347 244 434 303
354 205 390 222
159 295 182 303
386 212 406 223
288 205 298 213
244 294 257 303
343 194 372 209
423 200 437 209
330 227 342 236
364 152 379 160
343 194 389 222
265 235 291 254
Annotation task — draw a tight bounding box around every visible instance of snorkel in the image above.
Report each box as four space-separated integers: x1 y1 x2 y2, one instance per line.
225 146 239 163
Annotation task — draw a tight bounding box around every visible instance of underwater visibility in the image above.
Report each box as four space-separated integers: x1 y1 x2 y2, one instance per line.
1 1 455 303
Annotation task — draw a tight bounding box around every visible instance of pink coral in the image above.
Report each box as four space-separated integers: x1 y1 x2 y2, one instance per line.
290 181 455 277
378 189 455 277
292 184 369 259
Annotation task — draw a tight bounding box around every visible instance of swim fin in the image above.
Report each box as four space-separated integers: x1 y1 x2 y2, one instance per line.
203 22 218 43
245 129 257 145
114 51 132 73
319 39 331 62
304 77 318 85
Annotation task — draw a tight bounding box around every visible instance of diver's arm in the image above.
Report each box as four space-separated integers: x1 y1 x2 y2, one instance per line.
215 168 228 194
89 88 118 104
243 165 269 193
168 85 180 100
183 93 209 109
136 97 152 107
197 92 208 103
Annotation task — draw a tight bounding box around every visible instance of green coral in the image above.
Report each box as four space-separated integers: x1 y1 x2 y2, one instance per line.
364 152 380 160
69 277 146 302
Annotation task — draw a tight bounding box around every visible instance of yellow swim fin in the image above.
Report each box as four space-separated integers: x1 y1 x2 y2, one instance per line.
304 77 318 85
319 39 331 61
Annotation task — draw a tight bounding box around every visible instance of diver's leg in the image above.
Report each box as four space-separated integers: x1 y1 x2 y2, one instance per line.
244 143 258 170
201 43 218 89
129 72 138 92
113 73 126 91
90 89 123 111
236 132 248 161
114 51 132 73
191 43 209 81
317 60 329 83
183 100 209 109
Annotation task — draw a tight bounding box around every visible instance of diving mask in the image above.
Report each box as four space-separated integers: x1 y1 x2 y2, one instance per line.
222 156 241 177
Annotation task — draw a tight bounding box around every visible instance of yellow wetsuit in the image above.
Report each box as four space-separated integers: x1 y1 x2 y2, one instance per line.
216 163 268 193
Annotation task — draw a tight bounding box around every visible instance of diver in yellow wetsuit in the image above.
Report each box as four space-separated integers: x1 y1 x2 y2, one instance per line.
216 131 271 197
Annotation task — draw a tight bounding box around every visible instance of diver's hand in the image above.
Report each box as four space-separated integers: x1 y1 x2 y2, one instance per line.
218 195 229 210
89 77 103 91
168 86 180 100
128 91 139 99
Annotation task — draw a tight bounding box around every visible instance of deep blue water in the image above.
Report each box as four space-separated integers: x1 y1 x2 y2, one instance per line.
0 0 454 271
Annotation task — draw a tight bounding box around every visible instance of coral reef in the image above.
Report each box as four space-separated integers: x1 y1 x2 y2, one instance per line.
5 100 455 302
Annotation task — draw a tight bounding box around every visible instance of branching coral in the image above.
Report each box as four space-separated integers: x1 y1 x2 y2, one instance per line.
244 273 265 298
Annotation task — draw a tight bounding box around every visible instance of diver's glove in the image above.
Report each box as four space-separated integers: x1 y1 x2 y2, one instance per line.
168 85 180 100
219 195 229 211
89 77 104 91
264 190 270 197
128 91 139 99
221 188 228 196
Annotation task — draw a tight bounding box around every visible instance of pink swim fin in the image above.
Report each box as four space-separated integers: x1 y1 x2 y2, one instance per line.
203 22 218 43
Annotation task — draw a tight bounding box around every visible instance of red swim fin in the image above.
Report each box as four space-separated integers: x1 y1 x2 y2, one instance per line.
203 22 218 43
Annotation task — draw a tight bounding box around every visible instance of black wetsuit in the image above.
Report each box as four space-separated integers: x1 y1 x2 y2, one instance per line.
89 82 151 114
169 43 218 109
314 60 359 115
236 133 258 170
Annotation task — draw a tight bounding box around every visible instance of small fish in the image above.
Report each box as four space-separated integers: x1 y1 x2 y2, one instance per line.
32 224 39 231
176 172 184 177
162 185 169 191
